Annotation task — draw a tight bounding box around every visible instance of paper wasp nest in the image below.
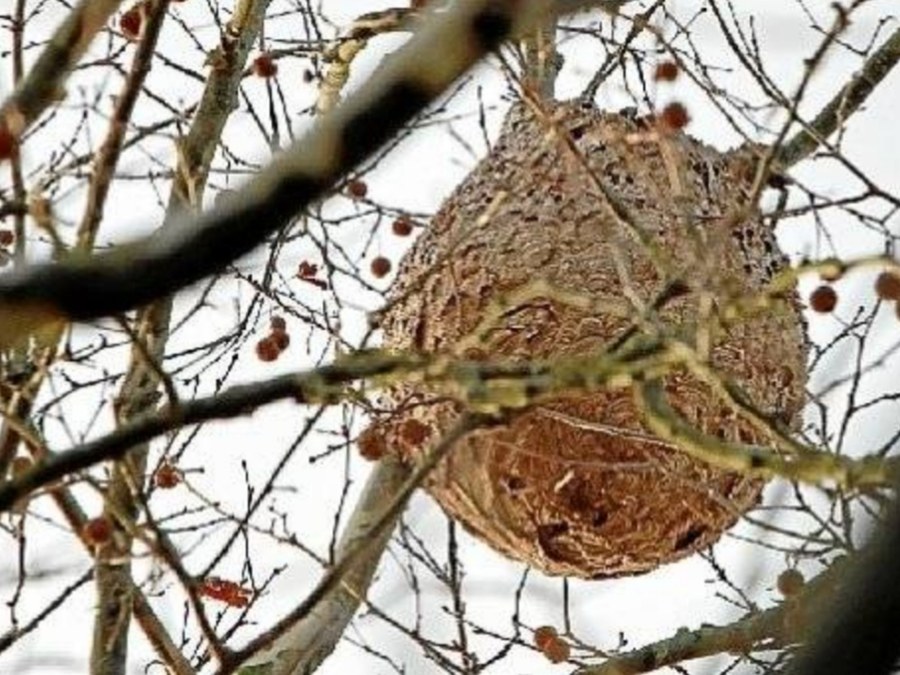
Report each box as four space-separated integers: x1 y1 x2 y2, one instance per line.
364 100 807 578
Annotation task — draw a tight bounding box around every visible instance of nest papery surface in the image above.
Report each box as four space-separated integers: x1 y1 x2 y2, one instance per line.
368 100 808 578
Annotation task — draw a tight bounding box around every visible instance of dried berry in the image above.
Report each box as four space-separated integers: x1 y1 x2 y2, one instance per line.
543 636 571 664
0 229 13 247
256 337 280 362
654 61 679 82
271 330 290 351
659 102 690 131
198 577 252 607
154 462 181 489
358 427 387 461
119 7 143 41
347 179 368 199
0 125 15 161
302 69 315 83
392 217 413 236
370 256 392 278
84 516 112 545
297 260 318 278
533 626 558 651
777 568 805 596
252 53 278 78
270 315 287 332
875 271 900 301
809 285 837 313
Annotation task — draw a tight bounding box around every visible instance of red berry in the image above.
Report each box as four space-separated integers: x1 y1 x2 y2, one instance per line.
533 626 558 651
271 330 290 351
119 7 142 41
543 636 571 663
654 61 679 82
347 179 368 199
154 462 181 489
297 260 318 278
252 53 278 78
809 285 837 313
370 256 391 278
270 315 287 332
659 102 690 131
0 229 13 247
392 217 413 236
256 337 280 362
875 271 900 301
84 516 112 545
0 125 15 161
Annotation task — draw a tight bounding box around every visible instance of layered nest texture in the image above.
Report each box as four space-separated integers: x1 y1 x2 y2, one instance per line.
364 99 808 578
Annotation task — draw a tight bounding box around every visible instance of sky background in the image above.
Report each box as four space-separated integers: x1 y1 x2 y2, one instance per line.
2 1 900 673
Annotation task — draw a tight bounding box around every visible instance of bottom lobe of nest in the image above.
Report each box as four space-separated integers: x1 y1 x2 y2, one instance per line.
369 382 764 579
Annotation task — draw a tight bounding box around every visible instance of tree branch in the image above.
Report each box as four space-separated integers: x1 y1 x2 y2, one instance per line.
91 0 273 671
226 416 489 674
0 352 427 513
237 456 412 674
574 561 846 675
636 378 900 489
0 0 125 138
777 23 900 168
0 0 578 347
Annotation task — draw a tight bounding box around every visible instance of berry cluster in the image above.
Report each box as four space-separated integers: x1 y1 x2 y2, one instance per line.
809 268 900 317
197 577 252 607
256 315 291 362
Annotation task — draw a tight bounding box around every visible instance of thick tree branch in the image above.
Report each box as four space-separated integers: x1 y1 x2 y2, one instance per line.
0 0 583 347
778 24 900 168
226 416 489 674
91 1 273 672
636 378 900 489
784 486 900 675
0 0 125 137
574 561 846 675
316 8 419 115
0 352 427 513
238 456 412 674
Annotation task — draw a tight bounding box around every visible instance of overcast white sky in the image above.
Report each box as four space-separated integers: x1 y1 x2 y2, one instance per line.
2 1 899 673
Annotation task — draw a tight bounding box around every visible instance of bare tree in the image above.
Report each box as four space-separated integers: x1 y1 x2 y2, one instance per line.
1 1 899 674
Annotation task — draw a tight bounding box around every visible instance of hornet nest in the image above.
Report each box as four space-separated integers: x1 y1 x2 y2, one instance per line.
361 99 808 578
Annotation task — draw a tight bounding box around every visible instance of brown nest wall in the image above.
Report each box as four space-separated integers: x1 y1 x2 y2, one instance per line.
364 100 808 579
